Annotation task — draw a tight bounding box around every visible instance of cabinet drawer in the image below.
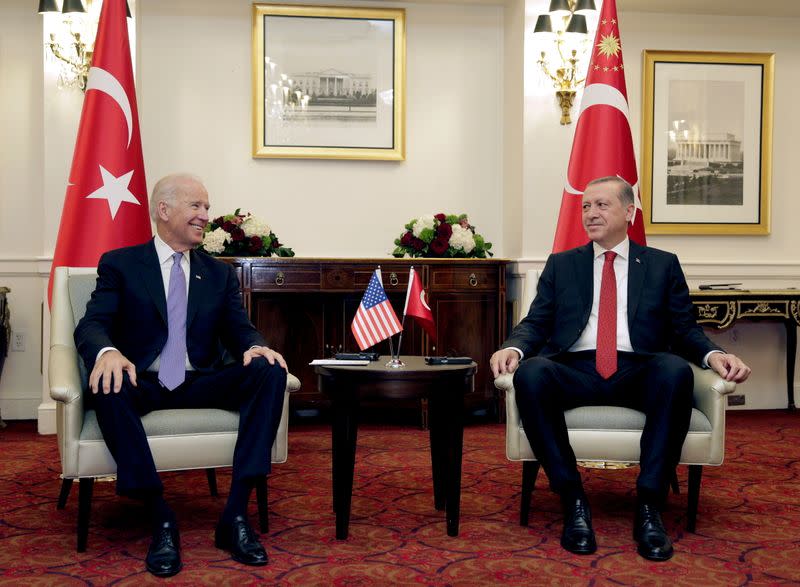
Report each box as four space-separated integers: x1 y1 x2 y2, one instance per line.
430 267 498 290
251 266 321 290
352 266 409 292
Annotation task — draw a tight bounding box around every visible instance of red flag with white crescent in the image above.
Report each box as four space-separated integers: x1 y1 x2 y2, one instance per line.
47 0 151 305
403 267 436 343
552 0 646 252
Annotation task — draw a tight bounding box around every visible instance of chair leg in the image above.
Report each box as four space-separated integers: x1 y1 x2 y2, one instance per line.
255 475 268 533
77 478 94 553
670 470 680 495
686 465 702 533
520 461 540 527
206 468 219 497
57 478 73 510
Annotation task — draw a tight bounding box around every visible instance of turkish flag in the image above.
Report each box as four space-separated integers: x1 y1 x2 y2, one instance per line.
552 0 646 252
403 268 436 343
47 0 151 305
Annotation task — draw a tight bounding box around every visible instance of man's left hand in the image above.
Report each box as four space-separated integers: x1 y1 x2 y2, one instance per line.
707 352 751 383
243 346 288 371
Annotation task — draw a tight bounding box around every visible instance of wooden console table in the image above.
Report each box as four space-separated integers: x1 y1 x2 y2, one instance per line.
690 289 800 410
225 258 508 417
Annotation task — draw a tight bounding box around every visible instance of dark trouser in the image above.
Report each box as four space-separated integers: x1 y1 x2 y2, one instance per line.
90 357 287 498
513 351 693 506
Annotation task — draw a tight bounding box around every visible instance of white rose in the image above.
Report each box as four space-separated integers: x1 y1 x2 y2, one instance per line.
412 214 435 238
242 216 271 238
202 227 228 254
449 224 476 254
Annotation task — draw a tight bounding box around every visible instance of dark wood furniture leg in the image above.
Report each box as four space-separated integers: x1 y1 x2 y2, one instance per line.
686 464 702 533
332 393 358 540
205 468 218 497
442 377 465 537
520 461 540 526
428 389 447 512
77 478 94 552
785 321 797 410
57 478 73 510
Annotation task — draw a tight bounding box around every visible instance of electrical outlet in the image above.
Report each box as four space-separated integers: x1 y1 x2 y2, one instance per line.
727 394 745 407
11 331 25 352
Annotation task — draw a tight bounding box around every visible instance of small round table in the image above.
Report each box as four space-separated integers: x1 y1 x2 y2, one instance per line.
314 356 476 539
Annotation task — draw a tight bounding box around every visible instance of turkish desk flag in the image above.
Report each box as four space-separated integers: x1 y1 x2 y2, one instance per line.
404 267 436 343
551 0 646 253
47 0 151 306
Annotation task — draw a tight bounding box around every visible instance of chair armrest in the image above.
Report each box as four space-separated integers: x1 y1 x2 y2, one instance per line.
49 344 84 405
286 372 301 393
690 363 735 419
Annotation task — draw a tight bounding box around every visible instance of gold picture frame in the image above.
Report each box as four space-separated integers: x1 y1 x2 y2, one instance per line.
252 4 406 160
641 50 774 234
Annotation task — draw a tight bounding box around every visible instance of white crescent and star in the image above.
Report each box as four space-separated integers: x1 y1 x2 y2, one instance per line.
82 66 140 220
85 165 140 220
562 82 643 225
419 290 431 312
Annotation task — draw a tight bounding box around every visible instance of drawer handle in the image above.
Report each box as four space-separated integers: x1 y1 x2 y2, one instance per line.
275 271 285 286
468 273 478 287
389 272 399 286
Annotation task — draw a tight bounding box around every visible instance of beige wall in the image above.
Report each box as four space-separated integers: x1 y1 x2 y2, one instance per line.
1 0 798 426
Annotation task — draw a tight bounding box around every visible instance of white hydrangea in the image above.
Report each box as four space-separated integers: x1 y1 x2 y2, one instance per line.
449 224 476 253
412 214 435 238
242 216 271 238
202 227 229 254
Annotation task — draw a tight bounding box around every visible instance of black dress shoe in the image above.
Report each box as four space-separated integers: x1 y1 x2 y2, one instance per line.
634 503 674 561
145 521 182 577
215 515 268 566
561 496 597 555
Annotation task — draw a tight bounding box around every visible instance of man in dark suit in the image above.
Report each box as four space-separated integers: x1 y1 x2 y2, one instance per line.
75 173 288 577
490 176 750 561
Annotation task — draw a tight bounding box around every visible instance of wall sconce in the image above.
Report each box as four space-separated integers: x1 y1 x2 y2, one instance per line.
532 0 597 124
38 0 131 91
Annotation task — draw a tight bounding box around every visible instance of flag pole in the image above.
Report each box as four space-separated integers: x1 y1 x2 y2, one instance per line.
378 263 403 369
394 265 412 359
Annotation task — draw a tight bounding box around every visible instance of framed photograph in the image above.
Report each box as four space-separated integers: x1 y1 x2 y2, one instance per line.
641 50 774 234
252 4 406 160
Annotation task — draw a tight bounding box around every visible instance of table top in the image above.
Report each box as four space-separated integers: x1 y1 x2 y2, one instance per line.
313 355 477 377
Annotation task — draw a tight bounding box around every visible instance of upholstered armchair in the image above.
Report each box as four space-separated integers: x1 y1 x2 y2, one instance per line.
49 267 300 551
495 270 736 531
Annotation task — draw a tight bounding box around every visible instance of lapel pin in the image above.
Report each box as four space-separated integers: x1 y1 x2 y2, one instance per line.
635 258 642 264
195 275 202 280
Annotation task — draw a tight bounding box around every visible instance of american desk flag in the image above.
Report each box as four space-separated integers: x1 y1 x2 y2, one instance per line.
351 269 403 351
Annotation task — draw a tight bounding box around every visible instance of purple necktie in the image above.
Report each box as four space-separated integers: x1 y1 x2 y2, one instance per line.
158 252 187 390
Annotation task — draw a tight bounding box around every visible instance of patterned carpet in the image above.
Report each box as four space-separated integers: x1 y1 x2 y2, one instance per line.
0 410 798 585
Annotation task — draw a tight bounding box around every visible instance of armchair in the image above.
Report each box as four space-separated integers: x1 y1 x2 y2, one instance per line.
495 269 735 531
49 267 300 551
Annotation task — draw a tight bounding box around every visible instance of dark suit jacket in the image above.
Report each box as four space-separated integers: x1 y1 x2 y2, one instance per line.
75 239 265 374
503 241 721 366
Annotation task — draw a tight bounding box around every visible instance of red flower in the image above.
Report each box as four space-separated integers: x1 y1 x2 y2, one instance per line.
222 220 235 233
247 236 263 253
230 227 245 242
437 222 452 240
429 237 449 255
434 213 446 222
400 231 414 246
411 237 425 251
213 216 225 226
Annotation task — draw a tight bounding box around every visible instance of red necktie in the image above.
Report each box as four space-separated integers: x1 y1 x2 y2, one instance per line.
596 251 618 379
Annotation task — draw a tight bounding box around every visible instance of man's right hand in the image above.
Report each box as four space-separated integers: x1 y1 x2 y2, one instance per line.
89 350 137 394
490 348 521 378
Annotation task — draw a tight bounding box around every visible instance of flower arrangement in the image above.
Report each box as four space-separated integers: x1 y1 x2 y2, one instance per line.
392 213 493 258
199 209 294 257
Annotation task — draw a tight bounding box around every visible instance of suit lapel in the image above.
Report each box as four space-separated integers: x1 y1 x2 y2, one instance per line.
186 250 208 329
139 239 168 324
627 241 647 324
573 243 595 316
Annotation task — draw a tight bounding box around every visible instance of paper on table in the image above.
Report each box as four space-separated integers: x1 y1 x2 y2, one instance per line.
309 359 370 366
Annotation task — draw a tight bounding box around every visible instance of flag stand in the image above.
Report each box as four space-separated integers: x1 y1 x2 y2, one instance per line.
386 334 404 368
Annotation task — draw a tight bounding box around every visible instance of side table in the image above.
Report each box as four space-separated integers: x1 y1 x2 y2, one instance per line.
314 356 476 539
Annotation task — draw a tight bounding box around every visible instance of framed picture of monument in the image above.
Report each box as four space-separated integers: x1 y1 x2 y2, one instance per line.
252 4 406 160
641 50 774 234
